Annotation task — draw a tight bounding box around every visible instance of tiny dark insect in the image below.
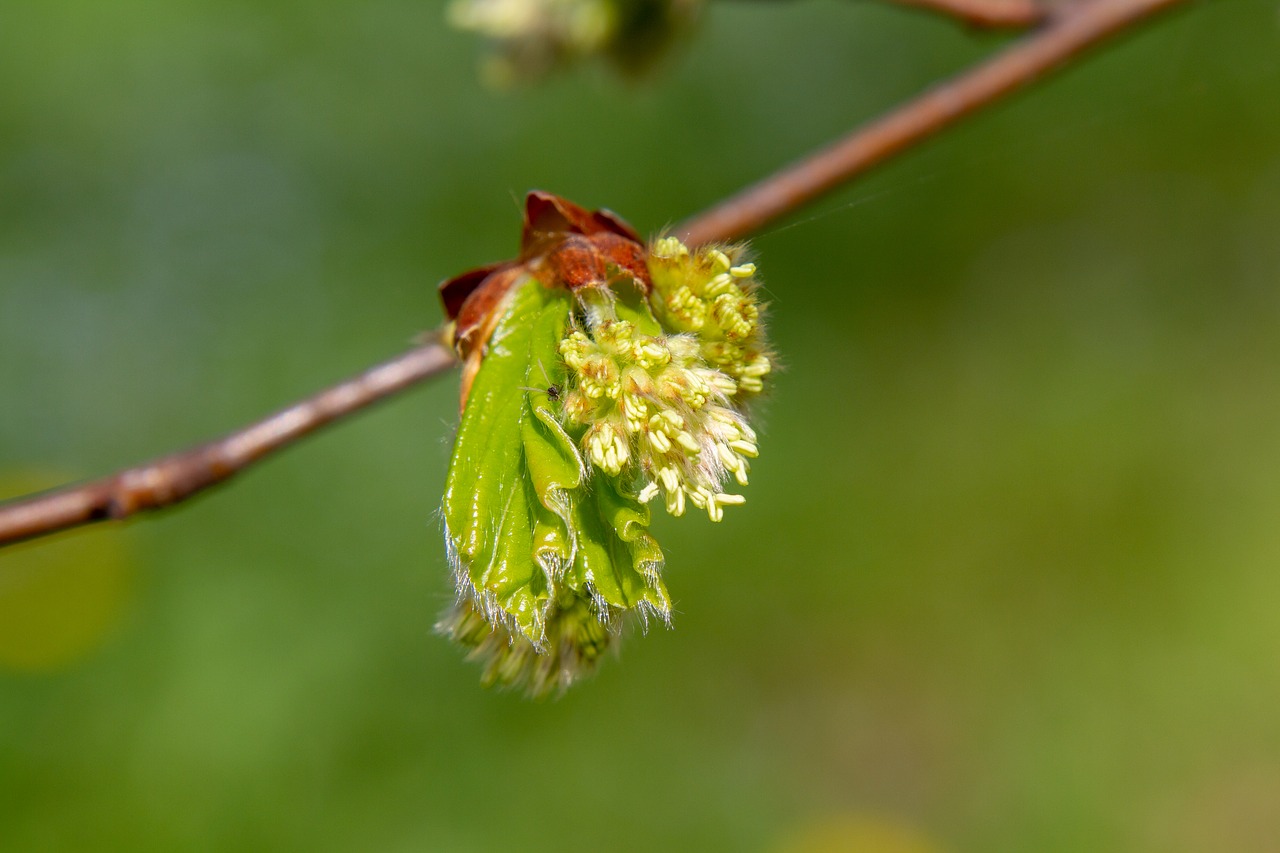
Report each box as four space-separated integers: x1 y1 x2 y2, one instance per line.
518 360 562 403
517 383 562 403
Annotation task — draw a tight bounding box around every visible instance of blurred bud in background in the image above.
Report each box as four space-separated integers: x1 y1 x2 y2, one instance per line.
448 0 703 85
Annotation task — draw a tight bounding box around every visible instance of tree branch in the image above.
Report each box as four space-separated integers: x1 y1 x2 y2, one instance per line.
677 0 1189 247
0 0 1191 549
880 0 1045 28
0 341 456 547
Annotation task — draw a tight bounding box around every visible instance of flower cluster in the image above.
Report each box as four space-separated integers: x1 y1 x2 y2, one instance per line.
439 590 613 697
557 239 770 523
437 196 772 698
648 237 773 397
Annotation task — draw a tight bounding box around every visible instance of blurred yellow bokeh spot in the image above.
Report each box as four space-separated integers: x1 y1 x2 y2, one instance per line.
0 471 135 671
775 814 945 853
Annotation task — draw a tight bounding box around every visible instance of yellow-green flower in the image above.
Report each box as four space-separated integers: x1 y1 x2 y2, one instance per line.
648 237 774 396
438 589 614 698
558 302 759 522
438 196 772 697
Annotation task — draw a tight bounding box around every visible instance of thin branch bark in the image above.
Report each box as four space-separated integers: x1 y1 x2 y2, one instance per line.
677 0 1188 247
881 0 1045 28
0 341 456 547
0 0 1191 549
746 0 1045 29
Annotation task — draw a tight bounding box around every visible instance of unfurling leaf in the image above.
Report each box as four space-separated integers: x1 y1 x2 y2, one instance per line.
438 192 772 697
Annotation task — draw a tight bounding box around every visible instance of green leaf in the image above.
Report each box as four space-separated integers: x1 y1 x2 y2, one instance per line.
443 278 580 643
442 276 671 669
579 478 670 621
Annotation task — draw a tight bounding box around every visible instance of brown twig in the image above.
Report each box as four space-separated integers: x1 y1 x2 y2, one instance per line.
745 0 1045 29
0 0 1190 549
0 342 456 547
677 0 1188 246
882 0 1046 28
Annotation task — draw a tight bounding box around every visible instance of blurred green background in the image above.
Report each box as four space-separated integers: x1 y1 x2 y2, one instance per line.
2 1 1279 850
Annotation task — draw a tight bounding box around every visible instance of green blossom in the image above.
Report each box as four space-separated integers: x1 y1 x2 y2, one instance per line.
648 237 774 396
438 589 614 697
439 225 771 697
559 288 759 522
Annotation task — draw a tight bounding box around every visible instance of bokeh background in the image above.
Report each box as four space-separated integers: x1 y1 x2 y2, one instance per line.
3 2 1280 850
